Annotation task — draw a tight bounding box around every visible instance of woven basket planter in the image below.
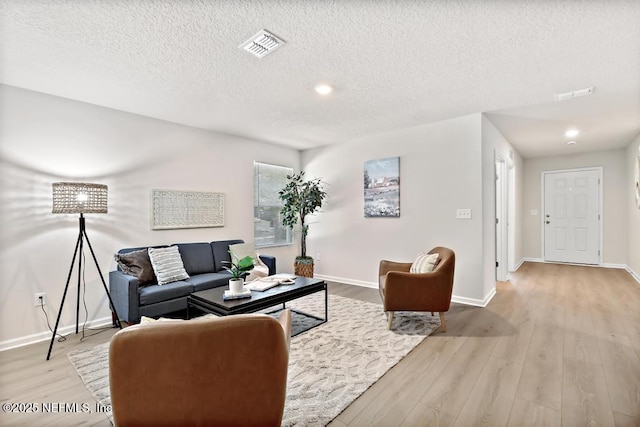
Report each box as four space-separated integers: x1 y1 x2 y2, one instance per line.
294 259 314 278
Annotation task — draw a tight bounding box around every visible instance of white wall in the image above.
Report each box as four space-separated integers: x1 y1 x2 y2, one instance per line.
0 85 299 348
302 114 490 303
522 149 628 264
481 116 523 296
628 134 640 279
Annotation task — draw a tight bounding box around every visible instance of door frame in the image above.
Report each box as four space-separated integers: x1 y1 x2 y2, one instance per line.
507 163 516 271
540 167 604 265
495 156 510 281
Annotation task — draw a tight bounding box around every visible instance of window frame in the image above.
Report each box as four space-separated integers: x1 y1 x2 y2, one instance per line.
253 162 294 249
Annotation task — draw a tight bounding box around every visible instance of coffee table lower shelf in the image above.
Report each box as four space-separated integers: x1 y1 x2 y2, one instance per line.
187 277 328 337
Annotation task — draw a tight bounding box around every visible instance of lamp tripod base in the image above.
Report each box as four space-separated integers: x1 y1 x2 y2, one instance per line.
46 214 122 360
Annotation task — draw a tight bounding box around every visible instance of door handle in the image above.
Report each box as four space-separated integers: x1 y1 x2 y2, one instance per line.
546 214 550 218
546 220 550 224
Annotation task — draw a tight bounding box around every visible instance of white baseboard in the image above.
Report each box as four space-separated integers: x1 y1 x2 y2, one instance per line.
519 258 627 269
0 316 113 352
316 274 496 307
602 263 627 269
314 274 377 289
451 287 496 308
626 266 640 285
511 257 544 271
512 258 526 271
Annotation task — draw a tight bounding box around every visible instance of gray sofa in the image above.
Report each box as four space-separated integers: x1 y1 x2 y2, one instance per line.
109 239 276 323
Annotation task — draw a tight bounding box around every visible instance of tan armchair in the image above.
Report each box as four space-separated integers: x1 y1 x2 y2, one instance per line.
109 310 291 427
379 247 455 331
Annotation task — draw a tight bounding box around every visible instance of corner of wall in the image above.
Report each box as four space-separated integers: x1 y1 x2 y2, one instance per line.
627 134 640 276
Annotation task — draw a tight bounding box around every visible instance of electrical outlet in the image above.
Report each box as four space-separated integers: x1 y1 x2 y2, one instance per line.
316 252 321 262
456 209 472 219
35 292 46 307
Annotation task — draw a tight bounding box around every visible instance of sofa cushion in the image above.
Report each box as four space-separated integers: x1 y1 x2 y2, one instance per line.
114 249 155 285
210 239 244 272
148 246 190 285
186 272 233 291
139 281 193 306
176 243 216 275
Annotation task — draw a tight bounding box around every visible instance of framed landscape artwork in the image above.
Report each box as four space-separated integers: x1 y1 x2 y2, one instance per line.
364 157 400 217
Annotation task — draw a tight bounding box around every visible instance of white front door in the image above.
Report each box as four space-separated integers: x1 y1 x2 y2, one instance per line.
543 169 600 265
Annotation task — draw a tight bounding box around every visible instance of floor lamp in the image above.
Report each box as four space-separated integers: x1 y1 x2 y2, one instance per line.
46 182 122 360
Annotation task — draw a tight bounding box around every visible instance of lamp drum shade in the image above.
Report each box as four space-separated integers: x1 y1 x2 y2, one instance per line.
52 182 108 214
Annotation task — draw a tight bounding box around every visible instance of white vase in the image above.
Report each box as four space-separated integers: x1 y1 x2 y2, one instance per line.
229 278 244 294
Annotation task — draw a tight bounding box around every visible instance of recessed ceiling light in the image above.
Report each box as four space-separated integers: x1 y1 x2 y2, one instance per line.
314 84 333 95
567 140 577 145
565 129 579 138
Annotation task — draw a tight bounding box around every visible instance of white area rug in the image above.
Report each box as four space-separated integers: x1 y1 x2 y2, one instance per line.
68 293 440 426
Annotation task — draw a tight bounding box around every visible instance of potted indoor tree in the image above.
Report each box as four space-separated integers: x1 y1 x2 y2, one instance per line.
222 252 254 293
279 171 327 277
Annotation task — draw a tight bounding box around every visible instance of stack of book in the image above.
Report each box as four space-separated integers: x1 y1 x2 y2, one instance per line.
222 288 252 301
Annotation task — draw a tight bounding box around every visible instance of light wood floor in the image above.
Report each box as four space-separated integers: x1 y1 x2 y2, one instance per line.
1 262 639 426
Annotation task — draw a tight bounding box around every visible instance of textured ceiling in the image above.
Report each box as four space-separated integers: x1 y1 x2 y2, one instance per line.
1 0 639 157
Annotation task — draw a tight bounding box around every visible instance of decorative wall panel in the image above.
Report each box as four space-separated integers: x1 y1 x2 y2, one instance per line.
151 190 224 229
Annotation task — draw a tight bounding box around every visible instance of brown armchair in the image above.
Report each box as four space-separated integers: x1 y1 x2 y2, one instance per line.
109 310 291 427
379 247 455 332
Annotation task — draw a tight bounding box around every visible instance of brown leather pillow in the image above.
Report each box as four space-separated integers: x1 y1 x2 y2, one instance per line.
115 249 155 286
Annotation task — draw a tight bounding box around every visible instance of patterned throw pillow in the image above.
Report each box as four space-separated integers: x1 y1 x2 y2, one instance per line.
148 246 190 285
114 249 155 286
410 252 439 273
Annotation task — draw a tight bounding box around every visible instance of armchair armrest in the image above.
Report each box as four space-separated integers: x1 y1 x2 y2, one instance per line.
379 260 412 277
109 270 141 323
278 309 292 353
259 255 276 275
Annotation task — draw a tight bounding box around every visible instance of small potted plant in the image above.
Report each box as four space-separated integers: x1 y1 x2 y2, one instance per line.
279 171 327 277
222 252 255 293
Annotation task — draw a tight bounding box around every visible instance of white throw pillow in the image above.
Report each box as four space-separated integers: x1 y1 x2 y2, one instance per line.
229 242 269 281
148 246 190 285
229 242 260 265
410 252 439 273
245 264 269 282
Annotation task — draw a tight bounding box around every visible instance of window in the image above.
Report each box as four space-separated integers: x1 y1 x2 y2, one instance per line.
254 162 293 248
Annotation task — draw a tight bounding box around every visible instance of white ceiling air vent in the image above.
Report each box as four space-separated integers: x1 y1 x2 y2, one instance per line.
239 30 285 58
554 86 594 101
